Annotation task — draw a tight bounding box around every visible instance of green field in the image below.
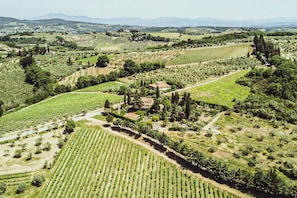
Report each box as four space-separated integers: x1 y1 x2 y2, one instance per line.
168 44 252 65
75 81 128 92
0 92 122 135
188 70 250 108
39 128 238 198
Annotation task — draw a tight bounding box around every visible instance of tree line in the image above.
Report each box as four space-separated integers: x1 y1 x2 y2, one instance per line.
76 58 165 89
172 32 251 48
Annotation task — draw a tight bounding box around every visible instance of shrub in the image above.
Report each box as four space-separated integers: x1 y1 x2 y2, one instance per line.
242 149 249 156
14 149 22 158
35 137 43 146
248 159 256 167
106 114 114 123
57 138 64 148
256 135 264 142
267 154 275 161
31 174 45 187
16 182 26 194
26 152 32 161
208 146 217 153
284 161 293 169
43 142 51 151
65 120 76 133
0 182 6 195
233 153 240 159
205 132 213 138
35 146 42 154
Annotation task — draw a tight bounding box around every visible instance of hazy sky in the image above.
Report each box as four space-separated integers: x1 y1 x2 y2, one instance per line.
2 0 297 20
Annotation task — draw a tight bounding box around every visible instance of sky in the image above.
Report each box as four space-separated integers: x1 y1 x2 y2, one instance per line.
2 0 297 20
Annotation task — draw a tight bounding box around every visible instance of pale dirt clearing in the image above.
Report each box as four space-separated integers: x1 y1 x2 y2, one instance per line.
0 129 65 175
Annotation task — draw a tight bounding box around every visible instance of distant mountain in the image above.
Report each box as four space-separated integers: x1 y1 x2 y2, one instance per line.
33 14 297 27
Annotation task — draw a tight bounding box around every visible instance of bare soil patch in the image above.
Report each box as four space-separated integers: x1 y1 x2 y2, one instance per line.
0 129 65 175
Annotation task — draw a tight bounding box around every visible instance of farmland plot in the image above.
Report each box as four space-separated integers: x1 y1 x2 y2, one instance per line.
39 128 239 198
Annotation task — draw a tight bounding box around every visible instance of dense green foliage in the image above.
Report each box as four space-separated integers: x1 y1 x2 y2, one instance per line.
253 35 280 62
119 60 165 77
0 182 6 195
130 32 171 42
50 36 78 49
76 60 165 89
31 174 46 187
96 55 109 67
65 119 76 133
236 57 297 123
173 32 251 48
16 182 26 194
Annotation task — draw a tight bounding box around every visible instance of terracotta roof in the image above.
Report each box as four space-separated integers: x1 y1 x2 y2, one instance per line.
149 82 171 89
141 97 154 109
125 112 140 121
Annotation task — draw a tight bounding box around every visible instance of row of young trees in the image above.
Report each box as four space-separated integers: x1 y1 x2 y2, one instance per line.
172 32 251 48
76 59 165 89
129 32 171 42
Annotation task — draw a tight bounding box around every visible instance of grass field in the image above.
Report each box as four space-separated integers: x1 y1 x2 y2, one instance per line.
39 127 239 198
75 81 128 92
168 44 252 65
188 70 251 108
0 92 122 135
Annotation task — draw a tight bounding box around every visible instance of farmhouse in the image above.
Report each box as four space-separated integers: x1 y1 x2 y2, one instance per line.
124 112 140 121
149 82 171 91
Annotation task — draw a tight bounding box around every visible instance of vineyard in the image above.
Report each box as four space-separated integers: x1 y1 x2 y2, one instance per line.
168 44 252 65
131 57 259 86
0 92 122 135
80 50 180 67
0 71 33 109
39 128 239 198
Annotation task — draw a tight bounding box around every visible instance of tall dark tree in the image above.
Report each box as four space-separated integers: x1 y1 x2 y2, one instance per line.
156 86 160 99
20 55 34 69
185 96 191 119
0 100 3 117
67 57 72 65
104 99 110 108
150 98 160 113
